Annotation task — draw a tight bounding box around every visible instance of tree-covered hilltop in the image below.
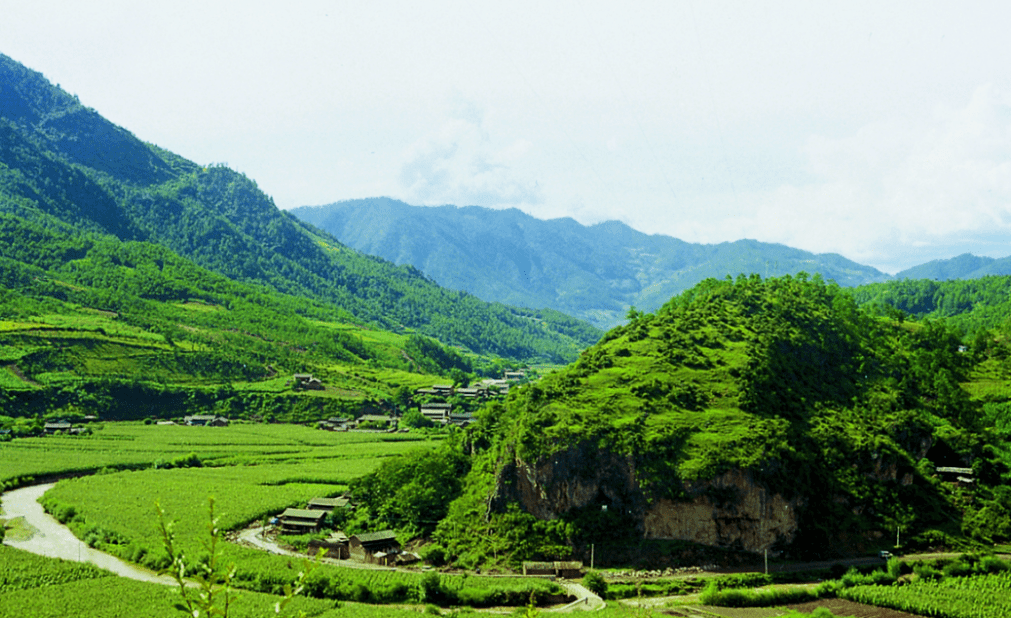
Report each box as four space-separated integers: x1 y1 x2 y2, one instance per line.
414 275 1011 566
0 53 600 363
853 275 1011 334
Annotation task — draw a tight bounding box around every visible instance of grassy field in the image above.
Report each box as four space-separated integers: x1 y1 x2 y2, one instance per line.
0 545 418 618
2 422 558 609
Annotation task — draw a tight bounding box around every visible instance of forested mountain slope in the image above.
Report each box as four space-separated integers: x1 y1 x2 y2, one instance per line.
430 275 1011 565
0 208 518 424
0 53 599 363
853 275 1011 334
292 198 891 329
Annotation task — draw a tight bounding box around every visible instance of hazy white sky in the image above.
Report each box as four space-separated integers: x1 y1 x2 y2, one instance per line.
4 1 1011 273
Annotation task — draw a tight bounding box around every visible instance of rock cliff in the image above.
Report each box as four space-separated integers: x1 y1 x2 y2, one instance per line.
489 441 800 552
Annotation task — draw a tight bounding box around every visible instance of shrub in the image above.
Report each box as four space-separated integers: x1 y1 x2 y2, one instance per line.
421 544 448 567
417 571 443 603
581 570 608 598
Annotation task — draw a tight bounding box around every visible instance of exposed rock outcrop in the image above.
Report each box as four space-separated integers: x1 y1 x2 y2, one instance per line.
489 441 800 552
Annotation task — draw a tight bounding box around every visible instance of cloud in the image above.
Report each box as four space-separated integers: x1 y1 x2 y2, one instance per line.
398 108 541 207
662 85 1011 273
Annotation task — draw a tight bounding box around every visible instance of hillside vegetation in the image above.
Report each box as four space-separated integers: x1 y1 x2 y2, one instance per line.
419 275 1011 566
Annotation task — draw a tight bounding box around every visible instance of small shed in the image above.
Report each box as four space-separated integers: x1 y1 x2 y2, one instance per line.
349 530 400 563
522 561 555 576
554 561 584 579
279 508 327 534
293 374 324 390
521 561 584 578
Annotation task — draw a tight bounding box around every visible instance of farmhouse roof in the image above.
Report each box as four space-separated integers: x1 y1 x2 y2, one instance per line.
308 497 351 509
352 530 397 544
280 508 327 521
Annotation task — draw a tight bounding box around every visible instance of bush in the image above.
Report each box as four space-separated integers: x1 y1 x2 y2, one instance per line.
421 544 448 567
942 560 972 578
976 555 1010 574
417 571 443 603
581 570 608 598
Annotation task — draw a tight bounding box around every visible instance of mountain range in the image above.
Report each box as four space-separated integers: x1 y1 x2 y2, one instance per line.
293 199 1009 329
0 53 598 365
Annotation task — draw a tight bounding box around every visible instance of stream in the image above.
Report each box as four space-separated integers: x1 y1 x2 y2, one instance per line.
0 483 177 585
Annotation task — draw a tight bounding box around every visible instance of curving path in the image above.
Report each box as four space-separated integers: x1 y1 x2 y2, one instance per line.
0 483 177 585
3 483 602 611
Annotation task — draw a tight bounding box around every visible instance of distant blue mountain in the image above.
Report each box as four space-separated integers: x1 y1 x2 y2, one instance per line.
895 253 1011 281
292 198 893 328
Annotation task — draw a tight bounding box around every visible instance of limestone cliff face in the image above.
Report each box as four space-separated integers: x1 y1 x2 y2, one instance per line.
489 441 800 552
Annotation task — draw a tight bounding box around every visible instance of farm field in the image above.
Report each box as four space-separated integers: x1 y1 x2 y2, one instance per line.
0 422 431 488
0 545 419 618
1 422 559 610
840 571 1011 618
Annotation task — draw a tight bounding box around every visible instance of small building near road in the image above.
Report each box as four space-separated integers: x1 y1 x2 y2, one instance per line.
308 531 349 559
522 562 555 576
278 508 327 534
522 561 584 578
349 530 400 564
554 561 584 579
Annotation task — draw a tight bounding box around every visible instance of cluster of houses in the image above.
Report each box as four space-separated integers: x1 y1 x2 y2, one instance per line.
276 495 419 566
317 414 399 431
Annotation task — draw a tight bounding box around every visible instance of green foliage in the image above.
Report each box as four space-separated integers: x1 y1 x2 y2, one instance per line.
348 443 470 537
581 570 608 597
157 497 240 618
841 569 1011 618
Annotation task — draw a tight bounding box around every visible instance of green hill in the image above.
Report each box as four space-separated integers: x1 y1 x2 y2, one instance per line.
292 198 891 329
0 53 600 366
429 275 1010 565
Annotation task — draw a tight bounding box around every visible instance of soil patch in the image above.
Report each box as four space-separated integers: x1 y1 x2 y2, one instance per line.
660 608 787 618
789 598 927 618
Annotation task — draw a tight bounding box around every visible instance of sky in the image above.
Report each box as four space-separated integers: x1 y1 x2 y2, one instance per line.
4 1 1011 274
